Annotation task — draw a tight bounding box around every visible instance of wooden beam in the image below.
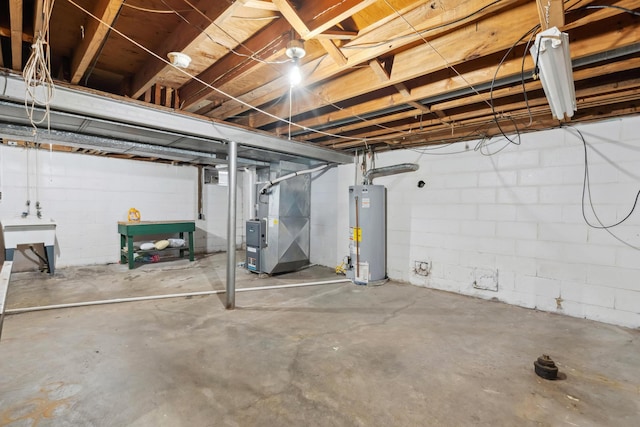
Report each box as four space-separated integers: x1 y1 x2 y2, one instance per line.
0 26 33 43
70 0 125 85
179 17 292 110
9 0 23 71
394 83 411 98
369 59 390 81
323 80 640 148
299 0 377 40
128 0 233 99
314 30 358 40
33 0 45 38
238 0 280 12
209 0 518 121
319 39 347 66
279 40 640 140
244 1 638 130
272 0 310 38
272 0 348 65
407 101 431 114
536 0 564 30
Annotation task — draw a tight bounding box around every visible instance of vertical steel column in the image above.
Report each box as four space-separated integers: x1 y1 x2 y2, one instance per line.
226 140 238 309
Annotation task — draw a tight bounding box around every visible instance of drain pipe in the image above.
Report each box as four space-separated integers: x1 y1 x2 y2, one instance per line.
363 163 419 185
259 163 330 195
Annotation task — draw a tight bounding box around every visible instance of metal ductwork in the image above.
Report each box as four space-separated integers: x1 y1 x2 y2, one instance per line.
363 163 419 184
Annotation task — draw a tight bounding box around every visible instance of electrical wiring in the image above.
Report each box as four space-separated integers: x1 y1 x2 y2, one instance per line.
381 0 494 111
341 0 503 50
63 0 374 145
167 0 289 66
488 24 540 147
23 0 56 131
84 5 124 86
584 5 640 16
566 126 640 251
119 0 497 147
122 3 192 14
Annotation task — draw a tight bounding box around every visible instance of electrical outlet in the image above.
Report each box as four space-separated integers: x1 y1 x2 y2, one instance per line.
413 260 430 276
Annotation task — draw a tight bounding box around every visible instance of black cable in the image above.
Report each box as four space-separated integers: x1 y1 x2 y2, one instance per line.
489 24 540 146
84 4 125 86
583 5 640 16
572 127 640 229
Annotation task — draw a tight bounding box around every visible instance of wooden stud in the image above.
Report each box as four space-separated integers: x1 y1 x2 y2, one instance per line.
314 30 358 40
33 0 45 38
368 59 390 81
154 85 162 106
164 87 173 108
536 0 564 30
9 0 23 71
238 0 280 11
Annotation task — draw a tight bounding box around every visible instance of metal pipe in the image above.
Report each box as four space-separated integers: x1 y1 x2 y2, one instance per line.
258 163 329 195
363 163 419 185
3 279 350 315
246 167 256 219
226 140 238 309
0 261 14 341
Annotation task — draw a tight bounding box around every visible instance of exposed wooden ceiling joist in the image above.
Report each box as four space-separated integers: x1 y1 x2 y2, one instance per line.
0 0 638 164
248 2 638 137
211 0 525 123
70 0 125 84
536 0 565 30
128 0 233 99
9 0 22 71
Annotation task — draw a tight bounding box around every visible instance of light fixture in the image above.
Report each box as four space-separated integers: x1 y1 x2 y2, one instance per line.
167 51 192 69
530 27 576 120
285 39 306 86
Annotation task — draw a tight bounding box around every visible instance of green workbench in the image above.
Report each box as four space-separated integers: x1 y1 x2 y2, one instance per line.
118 221 195 269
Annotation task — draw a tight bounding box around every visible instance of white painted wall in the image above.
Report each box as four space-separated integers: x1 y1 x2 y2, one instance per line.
0 145 244 270
196 170 245 254
311 116 640 328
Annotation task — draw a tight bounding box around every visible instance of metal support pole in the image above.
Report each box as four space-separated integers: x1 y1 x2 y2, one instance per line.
226 140 238 309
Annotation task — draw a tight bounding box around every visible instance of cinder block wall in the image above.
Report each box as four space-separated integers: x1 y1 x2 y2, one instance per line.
311 116 640 328
0 147 243 269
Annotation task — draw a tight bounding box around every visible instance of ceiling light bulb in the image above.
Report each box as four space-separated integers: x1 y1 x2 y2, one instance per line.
167 52 192 68
290 61 302 86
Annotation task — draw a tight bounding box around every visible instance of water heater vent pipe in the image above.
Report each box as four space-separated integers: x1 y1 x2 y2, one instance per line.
363 163 419 184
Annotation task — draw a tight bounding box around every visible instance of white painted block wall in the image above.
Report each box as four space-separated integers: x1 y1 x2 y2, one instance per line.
0 145 244 269
311 116 640 328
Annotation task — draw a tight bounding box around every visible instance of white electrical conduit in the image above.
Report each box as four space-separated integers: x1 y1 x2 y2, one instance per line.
3 278 349 315
259 164 330 195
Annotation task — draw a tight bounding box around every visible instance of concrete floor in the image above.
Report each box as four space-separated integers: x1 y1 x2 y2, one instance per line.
1 253 639 426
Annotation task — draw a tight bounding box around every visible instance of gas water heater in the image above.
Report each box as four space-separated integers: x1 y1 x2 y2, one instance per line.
346 185 386 285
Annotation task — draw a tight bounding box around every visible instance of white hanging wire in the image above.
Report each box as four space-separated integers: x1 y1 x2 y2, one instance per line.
64 0 371 144
23 0 56 132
